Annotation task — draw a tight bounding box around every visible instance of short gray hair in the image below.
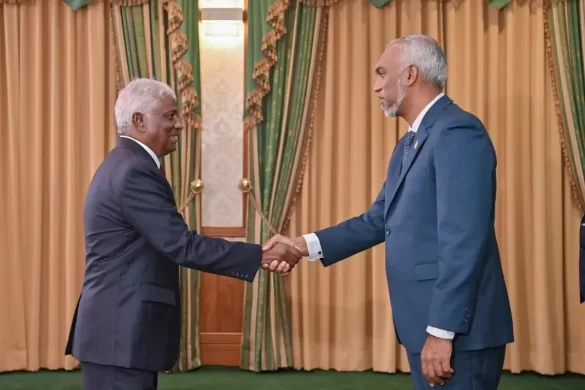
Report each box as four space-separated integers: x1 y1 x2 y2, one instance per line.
114 78 177 135
390 34 447 90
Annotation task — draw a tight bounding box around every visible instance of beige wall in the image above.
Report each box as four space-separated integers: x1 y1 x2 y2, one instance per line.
200 21 245 227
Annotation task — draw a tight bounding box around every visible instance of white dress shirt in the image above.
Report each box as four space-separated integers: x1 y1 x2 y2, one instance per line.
120 135 161 169
302 93 455 340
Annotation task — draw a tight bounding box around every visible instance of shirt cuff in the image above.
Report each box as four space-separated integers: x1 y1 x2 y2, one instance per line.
302 233 323 261
426 326 455 340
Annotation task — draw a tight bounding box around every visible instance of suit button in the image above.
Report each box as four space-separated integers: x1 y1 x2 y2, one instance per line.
245 274 248 278
385 229 390 235
235 272 240 277
231 271 235 276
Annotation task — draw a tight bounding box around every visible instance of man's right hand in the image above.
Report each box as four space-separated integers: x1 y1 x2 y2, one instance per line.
261 235 309 274
261 241 303 274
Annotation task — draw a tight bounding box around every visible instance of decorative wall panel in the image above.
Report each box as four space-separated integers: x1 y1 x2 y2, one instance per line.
199 25 245 228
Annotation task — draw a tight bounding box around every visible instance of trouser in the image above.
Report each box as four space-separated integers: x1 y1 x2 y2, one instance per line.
80 361 158 390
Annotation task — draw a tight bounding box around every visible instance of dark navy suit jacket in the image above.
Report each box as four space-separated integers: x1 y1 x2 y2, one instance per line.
314 95 514 353
65 137 262 372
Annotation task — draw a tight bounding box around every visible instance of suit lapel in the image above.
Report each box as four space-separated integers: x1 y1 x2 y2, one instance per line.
385 129 429 211
384 95 454 218
384 138 406 216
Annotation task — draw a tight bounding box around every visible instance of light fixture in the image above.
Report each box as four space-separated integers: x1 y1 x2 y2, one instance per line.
200 0 243 8
200 2 244 38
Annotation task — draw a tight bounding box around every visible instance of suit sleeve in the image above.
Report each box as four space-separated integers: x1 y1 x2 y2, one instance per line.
427 122 496 334
120 163 262 282
314 181 386 267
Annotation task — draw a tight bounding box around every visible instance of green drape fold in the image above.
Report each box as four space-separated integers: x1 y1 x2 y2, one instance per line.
241 0 329 371
3 1 537 11
488 0 512 10
545 0 585 211
296 0 517 10
61 0 93 10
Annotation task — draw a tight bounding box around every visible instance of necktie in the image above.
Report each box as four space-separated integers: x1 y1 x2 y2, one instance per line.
402 131 416 172
159 165 165 175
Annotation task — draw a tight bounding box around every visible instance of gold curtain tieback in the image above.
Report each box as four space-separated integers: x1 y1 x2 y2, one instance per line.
179 179 203 213
239 178 277 235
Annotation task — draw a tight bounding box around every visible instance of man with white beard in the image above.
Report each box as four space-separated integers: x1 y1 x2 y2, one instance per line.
263 35 514 390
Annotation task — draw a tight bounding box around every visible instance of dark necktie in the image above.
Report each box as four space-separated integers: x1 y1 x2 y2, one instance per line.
402 131 416 173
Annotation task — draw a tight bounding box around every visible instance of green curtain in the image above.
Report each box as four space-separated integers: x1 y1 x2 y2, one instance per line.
546 0 585 210
241 0 329 371
110 0 203 372
61 0 93 10
295 0 515 10
0 0 527 11
488 0 512 10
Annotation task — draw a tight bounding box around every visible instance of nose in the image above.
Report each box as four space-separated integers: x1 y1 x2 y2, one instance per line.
373 79 382 94
175 119 184 130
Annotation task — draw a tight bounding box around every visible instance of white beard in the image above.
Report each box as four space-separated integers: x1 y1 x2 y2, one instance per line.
384 80 405 118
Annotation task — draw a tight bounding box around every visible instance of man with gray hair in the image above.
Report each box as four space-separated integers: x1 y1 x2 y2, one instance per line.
263 35 514 389
65 78 300 389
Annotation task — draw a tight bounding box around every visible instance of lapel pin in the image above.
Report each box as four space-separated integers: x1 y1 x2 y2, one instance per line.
414 140 419 149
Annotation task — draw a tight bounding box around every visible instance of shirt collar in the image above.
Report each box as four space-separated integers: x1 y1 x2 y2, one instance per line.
120 135 161 168
408 92 445 133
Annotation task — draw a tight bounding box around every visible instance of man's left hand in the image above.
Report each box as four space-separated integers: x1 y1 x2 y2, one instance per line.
421 334 454 387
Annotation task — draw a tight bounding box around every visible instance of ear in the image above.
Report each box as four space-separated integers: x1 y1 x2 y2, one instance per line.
132 113 145 132
405 65 419 87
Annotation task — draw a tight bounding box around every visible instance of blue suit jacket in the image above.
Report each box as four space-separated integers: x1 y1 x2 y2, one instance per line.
314 95 514 353
65 137 262 372
579 215 585 303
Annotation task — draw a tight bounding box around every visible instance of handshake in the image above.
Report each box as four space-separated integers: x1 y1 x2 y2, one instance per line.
260 234 308 275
